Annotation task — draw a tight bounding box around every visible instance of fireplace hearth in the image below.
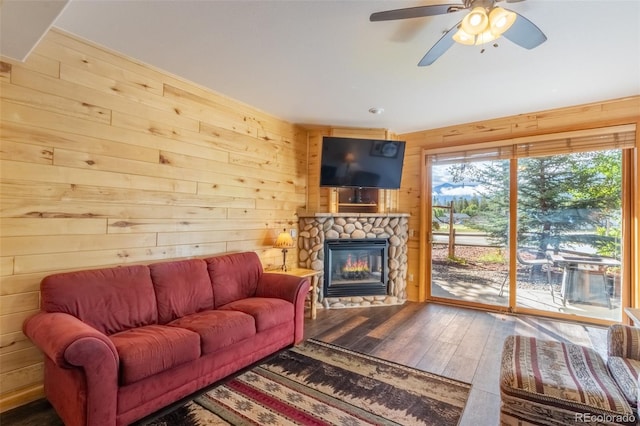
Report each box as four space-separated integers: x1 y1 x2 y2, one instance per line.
324 239 388 297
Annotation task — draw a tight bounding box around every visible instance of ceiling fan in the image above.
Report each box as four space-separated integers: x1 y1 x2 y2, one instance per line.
370 0 547 66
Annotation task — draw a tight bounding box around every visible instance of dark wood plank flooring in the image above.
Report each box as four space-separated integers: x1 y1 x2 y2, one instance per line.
1 302 608 425
304 302 608 426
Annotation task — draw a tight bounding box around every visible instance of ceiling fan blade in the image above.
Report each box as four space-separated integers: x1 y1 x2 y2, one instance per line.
502 11 547 49
418 22 460 66
370 4 461 22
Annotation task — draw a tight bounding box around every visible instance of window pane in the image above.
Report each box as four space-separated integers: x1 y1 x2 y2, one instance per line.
515 150 623 321
430 160 509 307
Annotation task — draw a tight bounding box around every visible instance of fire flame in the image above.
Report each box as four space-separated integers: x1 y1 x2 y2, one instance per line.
343 255 369 273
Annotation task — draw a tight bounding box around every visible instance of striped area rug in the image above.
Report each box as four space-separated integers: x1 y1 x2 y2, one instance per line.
151 339 471 426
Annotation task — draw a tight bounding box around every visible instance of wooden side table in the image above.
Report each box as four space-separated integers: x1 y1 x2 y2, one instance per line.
271 268 322 319
624 308 640 325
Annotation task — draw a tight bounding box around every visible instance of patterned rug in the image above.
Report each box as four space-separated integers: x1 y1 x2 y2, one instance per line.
148 339 471 426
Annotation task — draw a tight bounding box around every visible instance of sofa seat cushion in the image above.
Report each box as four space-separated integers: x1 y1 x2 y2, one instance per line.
608 356 640 409
169 310 255 354
500 335 634 425
219 297 293 332
110 325 200 385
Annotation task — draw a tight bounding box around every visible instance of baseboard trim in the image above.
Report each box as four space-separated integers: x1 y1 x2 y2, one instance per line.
0 385 44 413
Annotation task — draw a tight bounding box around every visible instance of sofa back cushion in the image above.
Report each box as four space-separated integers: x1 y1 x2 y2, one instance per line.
149 259 214 324
41 265 157 335
205 252 263 308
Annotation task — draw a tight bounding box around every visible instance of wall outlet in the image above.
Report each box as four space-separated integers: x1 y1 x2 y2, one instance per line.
408 273 414 282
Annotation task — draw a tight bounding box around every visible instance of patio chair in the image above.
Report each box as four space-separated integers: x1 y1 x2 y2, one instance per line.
499 248 555 300
519 248 556 299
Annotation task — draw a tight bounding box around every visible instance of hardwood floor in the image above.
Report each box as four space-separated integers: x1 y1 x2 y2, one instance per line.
1 302 608 425
304 302 608 426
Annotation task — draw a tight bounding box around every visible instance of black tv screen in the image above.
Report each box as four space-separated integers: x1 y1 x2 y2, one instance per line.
320 136 406 189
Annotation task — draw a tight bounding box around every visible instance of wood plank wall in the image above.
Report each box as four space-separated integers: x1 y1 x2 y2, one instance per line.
0 29 307 411
396 96 640 302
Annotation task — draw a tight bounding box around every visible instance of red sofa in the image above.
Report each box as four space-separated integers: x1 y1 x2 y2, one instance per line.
23 251 310 426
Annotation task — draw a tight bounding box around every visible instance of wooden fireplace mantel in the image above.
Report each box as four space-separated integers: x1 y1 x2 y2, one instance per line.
298 212 410 218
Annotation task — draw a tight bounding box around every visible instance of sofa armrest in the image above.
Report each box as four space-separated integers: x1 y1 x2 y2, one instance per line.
256 273 310 344
24 312 118 367
608 324 640 360
256 273 310 303
24 312 120 425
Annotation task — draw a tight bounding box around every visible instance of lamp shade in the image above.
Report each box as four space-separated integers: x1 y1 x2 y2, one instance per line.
474 29 499 45
461 7 489 36
489 7 516 36
274 229 294 248
452 28 475 46
453 27 499 46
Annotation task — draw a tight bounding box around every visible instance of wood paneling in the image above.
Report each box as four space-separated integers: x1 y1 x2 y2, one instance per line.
0 29 307 411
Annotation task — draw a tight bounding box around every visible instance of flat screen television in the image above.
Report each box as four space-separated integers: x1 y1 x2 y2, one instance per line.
320 136 406 189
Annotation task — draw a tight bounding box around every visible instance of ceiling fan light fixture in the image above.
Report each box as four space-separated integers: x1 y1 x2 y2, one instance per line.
474 29 499 45
461 7 489 35
489 7 516 36
370 2 548 66
452 28 475 46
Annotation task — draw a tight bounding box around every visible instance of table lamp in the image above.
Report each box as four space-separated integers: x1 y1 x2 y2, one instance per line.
274 229 295 271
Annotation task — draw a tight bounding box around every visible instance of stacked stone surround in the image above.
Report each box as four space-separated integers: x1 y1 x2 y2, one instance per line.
297 213 409 310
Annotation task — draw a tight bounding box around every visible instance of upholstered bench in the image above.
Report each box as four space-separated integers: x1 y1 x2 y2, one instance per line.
500 335 635 426
608 324 640 413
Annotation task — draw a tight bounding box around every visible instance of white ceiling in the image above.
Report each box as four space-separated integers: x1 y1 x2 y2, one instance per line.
6 0 640 134
0 0 68 61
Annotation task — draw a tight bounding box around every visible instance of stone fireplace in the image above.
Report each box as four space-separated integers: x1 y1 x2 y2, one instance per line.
297 213 409 309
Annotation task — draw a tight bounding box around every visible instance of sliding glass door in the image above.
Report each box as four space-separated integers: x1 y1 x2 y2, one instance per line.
425 125 635 323
430 159 510 308
515 151 623 321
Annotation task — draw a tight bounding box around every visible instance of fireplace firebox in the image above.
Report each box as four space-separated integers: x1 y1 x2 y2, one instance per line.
324 239 388 297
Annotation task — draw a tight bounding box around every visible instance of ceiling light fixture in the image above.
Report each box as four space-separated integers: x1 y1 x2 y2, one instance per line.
461 7 488 35
453 6 516 46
